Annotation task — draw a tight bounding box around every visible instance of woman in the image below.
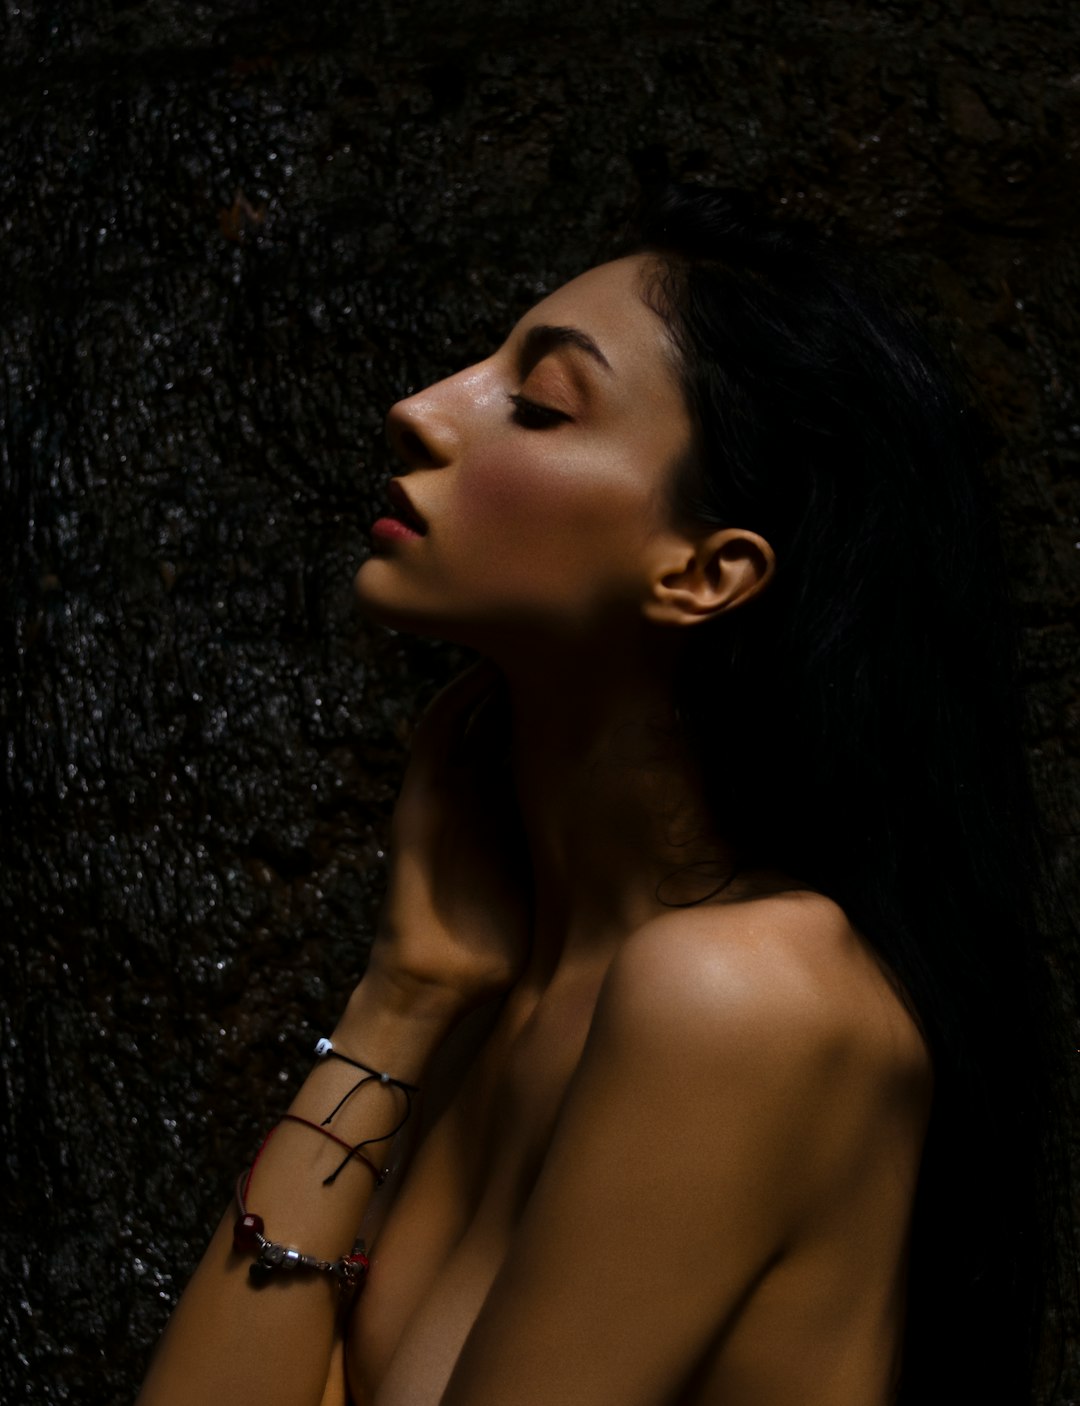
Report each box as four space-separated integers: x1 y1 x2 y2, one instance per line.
138 186 1066 1405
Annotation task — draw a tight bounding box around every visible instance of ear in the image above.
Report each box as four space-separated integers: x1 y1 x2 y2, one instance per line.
642 527 776 628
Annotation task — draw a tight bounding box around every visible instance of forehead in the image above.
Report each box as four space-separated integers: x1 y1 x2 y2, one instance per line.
515 254 681 387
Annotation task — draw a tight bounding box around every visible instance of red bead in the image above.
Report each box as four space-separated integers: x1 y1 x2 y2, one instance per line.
233 1212 264 1253
341 1251 369 1288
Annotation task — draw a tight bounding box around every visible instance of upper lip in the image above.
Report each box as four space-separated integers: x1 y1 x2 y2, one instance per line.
386 479 428 534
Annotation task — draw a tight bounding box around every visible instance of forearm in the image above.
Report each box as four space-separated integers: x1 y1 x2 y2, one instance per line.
138 977 462 1406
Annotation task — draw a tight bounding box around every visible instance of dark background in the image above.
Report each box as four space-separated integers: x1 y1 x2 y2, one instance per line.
2 1 1078 1402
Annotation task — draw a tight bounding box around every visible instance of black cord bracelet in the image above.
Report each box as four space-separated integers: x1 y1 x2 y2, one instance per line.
312 1037 421 1184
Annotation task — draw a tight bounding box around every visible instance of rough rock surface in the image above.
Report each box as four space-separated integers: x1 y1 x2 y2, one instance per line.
1 2 1077 1401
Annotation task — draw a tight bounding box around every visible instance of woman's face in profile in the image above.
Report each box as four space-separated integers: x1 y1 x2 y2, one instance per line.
354 254 697 650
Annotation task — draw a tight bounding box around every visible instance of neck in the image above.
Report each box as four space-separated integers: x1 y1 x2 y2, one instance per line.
496 635 738 981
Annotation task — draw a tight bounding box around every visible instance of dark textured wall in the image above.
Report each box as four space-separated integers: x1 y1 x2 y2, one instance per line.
2 2 1078 1402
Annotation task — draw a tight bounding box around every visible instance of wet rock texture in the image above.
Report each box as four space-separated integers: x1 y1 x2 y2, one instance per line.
2 1 1078 1401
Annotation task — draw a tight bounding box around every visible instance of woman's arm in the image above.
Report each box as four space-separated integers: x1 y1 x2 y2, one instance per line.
139 665 529 1406
137 977 463 1406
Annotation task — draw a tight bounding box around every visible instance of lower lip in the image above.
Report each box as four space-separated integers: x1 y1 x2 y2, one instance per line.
371 516 424 543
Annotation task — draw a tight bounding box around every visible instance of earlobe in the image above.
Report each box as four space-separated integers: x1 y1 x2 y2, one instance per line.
644 528 776 628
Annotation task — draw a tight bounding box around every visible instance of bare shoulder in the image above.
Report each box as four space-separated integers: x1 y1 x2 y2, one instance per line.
596 885 930 1104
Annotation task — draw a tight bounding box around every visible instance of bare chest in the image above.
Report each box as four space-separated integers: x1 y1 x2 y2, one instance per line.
345 979 600 1406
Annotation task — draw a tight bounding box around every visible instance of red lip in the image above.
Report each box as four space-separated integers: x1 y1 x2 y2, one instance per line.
371 516 423 543
384 479 428 536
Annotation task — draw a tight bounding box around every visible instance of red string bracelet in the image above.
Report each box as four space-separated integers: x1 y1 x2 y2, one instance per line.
278 1113 387 1186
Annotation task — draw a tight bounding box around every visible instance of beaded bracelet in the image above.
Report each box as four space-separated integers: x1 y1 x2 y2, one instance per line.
233 1161 370 1290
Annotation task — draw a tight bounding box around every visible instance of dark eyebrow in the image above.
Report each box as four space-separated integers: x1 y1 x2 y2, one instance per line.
519 323 613 375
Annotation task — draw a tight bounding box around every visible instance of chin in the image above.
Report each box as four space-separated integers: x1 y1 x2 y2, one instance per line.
353 559 568 655
353 563 462 643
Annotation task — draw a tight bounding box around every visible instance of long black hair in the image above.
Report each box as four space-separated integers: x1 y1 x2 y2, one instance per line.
630 184 1073 1403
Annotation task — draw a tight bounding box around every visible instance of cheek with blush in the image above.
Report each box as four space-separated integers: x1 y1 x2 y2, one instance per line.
449 438 656 622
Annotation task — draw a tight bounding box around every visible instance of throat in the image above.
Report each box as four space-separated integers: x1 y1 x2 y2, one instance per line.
503 667 739 967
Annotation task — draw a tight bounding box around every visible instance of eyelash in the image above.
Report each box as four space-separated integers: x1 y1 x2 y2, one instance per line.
507 393 571 429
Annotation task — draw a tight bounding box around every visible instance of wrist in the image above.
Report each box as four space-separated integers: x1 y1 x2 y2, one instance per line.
331 969 465 1086
358 949 481 1022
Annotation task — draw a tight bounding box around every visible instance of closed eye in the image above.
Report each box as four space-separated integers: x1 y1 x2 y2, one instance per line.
507 393 572 429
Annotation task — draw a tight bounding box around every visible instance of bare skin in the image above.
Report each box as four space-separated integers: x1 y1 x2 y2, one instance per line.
348 895 930 1406
138 256 932 1406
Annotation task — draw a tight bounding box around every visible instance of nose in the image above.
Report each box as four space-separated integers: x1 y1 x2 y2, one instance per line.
385 384 458 472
